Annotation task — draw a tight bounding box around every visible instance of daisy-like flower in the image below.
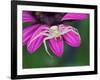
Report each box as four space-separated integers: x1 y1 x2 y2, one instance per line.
23 11 88 57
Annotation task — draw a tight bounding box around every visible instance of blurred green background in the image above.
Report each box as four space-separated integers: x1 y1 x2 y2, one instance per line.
22 14 90 69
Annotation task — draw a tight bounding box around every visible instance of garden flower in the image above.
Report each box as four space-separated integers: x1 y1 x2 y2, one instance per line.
23 11 88 57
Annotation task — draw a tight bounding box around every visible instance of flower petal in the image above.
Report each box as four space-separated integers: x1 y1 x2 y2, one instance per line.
23 11 36 23
61 13 88 21
23 24 40 45
49 37 64 57
27 36 44 53
27 25 48 54
63 30 81 47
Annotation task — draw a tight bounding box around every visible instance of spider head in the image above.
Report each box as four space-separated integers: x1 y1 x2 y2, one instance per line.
50 26 61 37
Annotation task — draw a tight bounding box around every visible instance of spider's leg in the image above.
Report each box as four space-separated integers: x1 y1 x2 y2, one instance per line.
43 35 54 57
60 29 72 35
31 31 49 40
28 31 49 47
30 26 49 40
60 28 80 36
59 25 80 39
69 29 80 37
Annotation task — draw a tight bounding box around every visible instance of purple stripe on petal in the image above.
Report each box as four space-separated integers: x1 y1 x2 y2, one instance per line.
49 37 64 57
23 11 36 23
27 25 49 54
27 36 44 53
63 31 81 47
61 13 88 21
23 24 40 45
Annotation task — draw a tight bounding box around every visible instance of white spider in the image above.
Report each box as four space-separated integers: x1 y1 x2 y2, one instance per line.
28 24 80 56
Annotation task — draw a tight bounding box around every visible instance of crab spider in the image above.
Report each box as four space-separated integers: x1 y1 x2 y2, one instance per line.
28 24 80 56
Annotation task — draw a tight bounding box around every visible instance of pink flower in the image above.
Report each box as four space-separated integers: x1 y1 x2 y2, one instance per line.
23 11 88 57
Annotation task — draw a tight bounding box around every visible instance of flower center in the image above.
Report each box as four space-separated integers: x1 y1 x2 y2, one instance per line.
50 26 61 37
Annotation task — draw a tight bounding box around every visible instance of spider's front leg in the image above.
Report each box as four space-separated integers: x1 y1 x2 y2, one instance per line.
43 35 55 57
28 30 49 48
59 25 80 36
31 30 49 41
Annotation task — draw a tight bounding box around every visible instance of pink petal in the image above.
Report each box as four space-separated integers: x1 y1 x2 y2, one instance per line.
23 24 40 45
23 11 36 23
27 36 44 53
49 37 64 57
61 13 88 21
27 25 48 54
63 31 81 47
